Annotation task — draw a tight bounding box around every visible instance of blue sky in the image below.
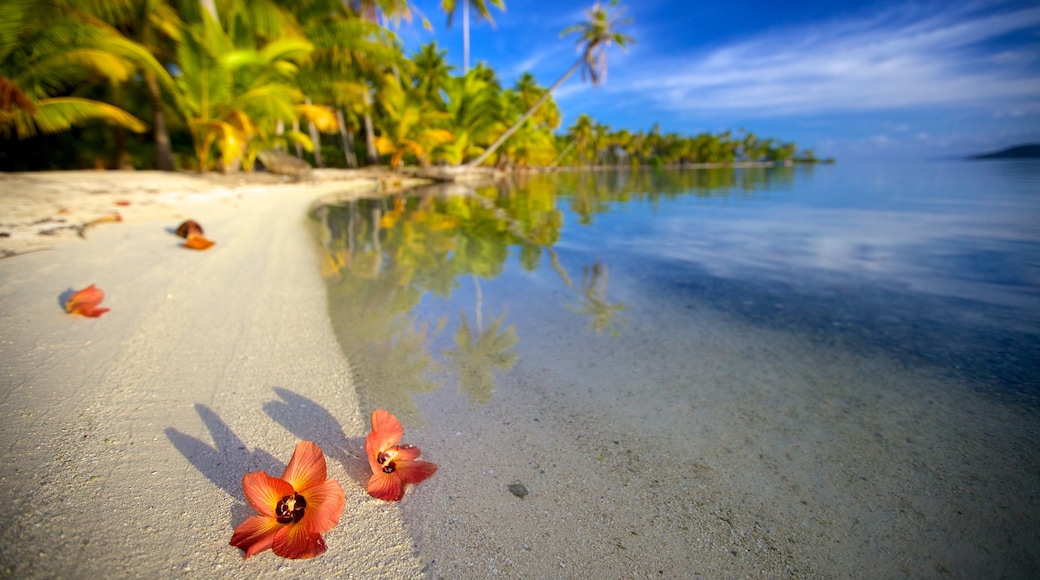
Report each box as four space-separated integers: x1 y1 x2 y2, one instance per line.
389 0 1040 161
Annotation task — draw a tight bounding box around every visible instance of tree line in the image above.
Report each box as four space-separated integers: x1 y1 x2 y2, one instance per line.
0 0 823 172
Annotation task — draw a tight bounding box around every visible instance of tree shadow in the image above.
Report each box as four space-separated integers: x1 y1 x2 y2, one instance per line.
262 387 371 488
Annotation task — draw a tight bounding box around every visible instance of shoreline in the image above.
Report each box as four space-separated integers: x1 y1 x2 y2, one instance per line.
0 168 435 259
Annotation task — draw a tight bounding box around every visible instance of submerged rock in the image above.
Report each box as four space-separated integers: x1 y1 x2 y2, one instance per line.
507 482 528 499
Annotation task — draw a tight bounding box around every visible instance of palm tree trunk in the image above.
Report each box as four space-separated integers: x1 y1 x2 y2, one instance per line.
465 56 583 169
549 139 576 167
292 120 303 158
199 0 218 24
463 0 470 74
305 97 324 168
363 90 378 165
336 109 357 168
145 72 176 171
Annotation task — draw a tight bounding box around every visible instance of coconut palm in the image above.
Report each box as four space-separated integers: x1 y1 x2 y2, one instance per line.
175 10 321 171
296 4 401 168
411 42 455 105
374 74 453 168
566 113 594 165
438 63 503 164
465 0 632 168
440 0 505 73
0 0 175 140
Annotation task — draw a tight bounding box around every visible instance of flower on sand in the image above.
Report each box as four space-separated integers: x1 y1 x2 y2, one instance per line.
230 441 345 559
65 284 109 317
365 409 437 501
175 219 215 250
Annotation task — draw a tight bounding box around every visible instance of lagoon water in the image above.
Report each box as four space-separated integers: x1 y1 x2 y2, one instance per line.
316 161 1040 576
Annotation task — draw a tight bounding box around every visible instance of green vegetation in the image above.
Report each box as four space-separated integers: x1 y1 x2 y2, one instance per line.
0 0 818 172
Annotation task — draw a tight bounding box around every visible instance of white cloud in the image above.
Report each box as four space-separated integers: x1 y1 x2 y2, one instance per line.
618 2 1040 115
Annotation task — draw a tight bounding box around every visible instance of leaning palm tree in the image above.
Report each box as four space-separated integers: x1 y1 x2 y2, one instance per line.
464 0 632 169
440 0 504 74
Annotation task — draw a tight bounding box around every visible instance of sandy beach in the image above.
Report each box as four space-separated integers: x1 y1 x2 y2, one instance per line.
0 170 432 577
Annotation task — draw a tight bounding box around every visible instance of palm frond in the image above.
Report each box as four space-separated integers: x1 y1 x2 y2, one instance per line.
296 103 338 133
1 96 145 138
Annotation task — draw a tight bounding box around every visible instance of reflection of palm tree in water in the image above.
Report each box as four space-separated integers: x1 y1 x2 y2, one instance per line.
548 251 627 335
458 185 627 335
445 274 518 405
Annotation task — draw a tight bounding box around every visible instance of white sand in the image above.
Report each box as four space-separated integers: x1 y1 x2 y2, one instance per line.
0 171 430 577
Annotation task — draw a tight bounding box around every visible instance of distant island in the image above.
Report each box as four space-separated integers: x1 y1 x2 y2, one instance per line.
969 144 1040 159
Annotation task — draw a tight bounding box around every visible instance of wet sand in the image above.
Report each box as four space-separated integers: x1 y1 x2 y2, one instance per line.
370 257 1040 578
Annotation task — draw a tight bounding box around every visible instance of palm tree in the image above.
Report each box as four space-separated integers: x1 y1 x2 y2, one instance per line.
439 63 503 164
465 0 632 169
175 10 319 172
411 42 455 105
567 113 594 165
440 0 504 74
374 74 453 168
0 0 174 140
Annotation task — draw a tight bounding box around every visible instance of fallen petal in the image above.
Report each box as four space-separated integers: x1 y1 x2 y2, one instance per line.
272 522 327 559
367 472 405 502
65 284 109 317
299 478 345 535
242 472 295 518
395 460 438 486
230 515 280 558
281 441 328 494
183 234 215 250
366 409 404 473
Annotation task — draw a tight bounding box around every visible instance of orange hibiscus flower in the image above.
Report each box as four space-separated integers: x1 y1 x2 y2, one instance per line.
365 409 437 501
65 284 109 317
230 441 345 559
175 219 215 250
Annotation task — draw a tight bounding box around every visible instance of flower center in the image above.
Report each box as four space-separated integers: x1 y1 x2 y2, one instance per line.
275 492 307 524
377 450 396 473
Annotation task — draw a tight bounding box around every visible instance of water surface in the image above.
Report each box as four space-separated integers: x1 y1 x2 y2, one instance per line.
315 161 1040 576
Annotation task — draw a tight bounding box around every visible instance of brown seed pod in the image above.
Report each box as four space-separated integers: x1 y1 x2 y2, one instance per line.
175 220 204 239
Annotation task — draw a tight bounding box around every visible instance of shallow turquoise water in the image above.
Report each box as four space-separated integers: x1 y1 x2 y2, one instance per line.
315 162 1040 575
320 161 1039 406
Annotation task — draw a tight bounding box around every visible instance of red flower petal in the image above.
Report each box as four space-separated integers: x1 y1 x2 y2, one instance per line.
394 445 422 462
281 441 328 494
395 460 438 486
183 234 215 250
300 479 345 535
365 409 403 473
367 471 405 502
65 284 109 317
229 515 280 558
242 472 295 518
272 522 327 559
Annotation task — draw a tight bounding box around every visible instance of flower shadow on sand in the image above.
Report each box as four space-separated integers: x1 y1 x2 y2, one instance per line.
165 404 283 502
262 387 371 488
165 404 286 529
